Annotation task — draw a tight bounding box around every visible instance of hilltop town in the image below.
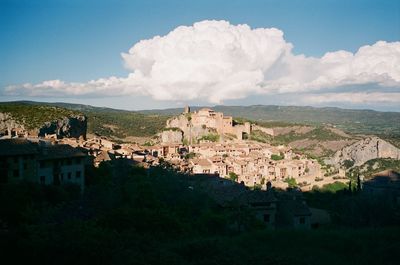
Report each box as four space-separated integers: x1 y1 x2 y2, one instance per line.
0 105 376 192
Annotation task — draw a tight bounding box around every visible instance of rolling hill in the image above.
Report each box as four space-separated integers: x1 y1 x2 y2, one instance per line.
141 105 400 136
1 101 399 148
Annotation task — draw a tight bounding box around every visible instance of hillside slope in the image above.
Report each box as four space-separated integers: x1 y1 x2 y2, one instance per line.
3 102 400 148
330 137 400 167
141 105 400 136
0 101 169 141
0 102 81 130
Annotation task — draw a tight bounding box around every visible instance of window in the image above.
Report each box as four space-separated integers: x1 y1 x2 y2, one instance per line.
299 217 305 224
75 158 81 164
13 169 19 178
67 159 72 165
68 172 72 180
76 171 81 178
263 214 270 223
60 173 64 181
39 161 45 168
40 176 45 185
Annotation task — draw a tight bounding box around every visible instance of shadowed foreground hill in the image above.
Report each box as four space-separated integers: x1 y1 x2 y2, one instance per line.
0 161 399 265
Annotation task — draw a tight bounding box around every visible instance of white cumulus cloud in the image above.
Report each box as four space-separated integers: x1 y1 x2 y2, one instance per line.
4 20 400 104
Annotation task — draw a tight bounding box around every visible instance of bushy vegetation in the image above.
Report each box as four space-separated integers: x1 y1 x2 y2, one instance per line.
249 129 273 143
347 158 400 180
198 133 219 142
318 181 348 193
271 154 284 161
342 159 355 169
228 172 238 182
0 102 169 139
284 177 297 188
252 126 349 159
87 110 169 138
272 127 346 145
0 102 81 129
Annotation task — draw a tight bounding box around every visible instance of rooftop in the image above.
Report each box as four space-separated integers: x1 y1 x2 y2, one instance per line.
39 144 86 160
0 138 39 156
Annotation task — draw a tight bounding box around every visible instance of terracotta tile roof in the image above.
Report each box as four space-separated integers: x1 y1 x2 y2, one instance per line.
197 159 212 167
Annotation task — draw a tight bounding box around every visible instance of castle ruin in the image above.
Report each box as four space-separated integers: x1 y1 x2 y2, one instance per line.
164 107 251 144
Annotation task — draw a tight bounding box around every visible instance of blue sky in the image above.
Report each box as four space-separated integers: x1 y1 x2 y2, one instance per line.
1 0 399 111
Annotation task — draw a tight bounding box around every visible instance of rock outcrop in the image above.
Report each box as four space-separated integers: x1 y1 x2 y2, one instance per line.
38 115 87 139
330 137 400 167
0 113 27 136
160 129 183 144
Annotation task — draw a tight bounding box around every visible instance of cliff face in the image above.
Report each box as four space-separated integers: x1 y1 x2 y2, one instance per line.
0 113 25 133
0 111 87 140
160 129 183 144
38 115 87 139
331 137 400 167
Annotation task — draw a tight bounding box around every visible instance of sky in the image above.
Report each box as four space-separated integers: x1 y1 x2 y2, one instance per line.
1 0 399 111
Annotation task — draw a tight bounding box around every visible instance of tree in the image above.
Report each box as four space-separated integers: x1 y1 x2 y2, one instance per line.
229 172 238 182
271 154 284 161
284 177 297 188
343 159 355 169
357 174 361 192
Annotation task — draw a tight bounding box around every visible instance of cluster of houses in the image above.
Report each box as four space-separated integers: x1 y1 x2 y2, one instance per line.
145 141 322 190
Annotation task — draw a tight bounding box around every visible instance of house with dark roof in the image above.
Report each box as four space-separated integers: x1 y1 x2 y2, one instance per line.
37 143 86 190
0 139 86 191
0 138 39 183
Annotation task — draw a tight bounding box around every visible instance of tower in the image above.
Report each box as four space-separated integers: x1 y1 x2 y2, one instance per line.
184 105 190 114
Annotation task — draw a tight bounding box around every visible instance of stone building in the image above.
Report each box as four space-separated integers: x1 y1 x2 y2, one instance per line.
166 107 251 143
0 138 86 191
